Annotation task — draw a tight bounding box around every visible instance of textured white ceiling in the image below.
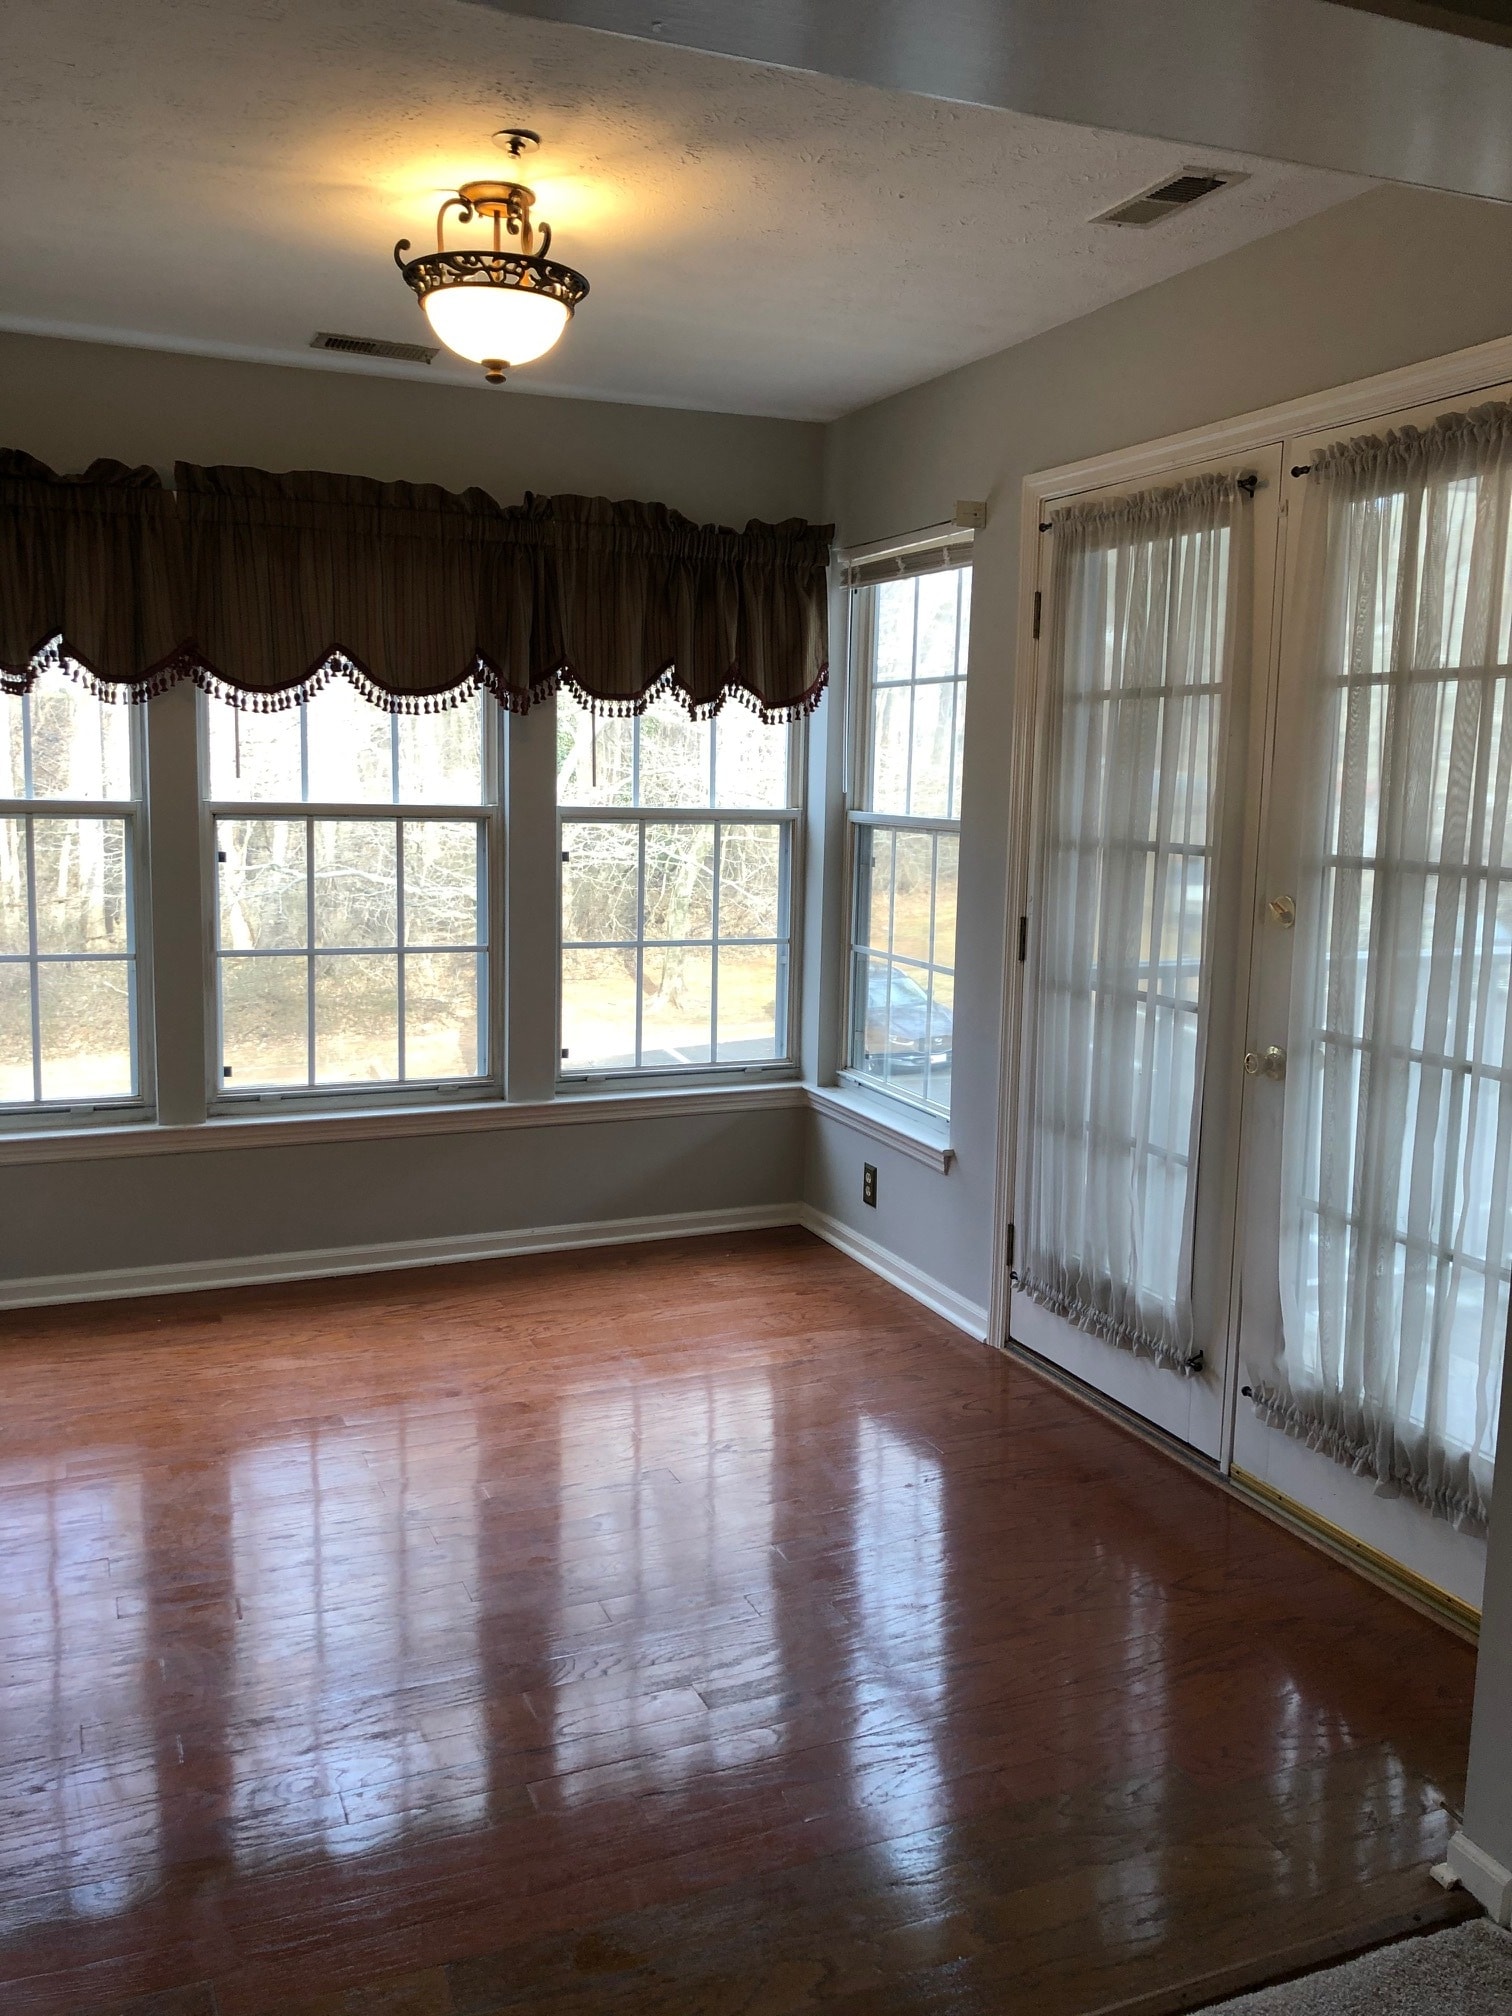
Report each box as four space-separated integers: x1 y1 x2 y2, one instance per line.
0 0 1367 421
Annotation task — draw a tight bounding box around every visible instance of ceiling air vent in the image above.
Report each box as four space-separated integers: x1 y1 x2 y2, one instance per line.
1095 169 1247 228
311 331 438 365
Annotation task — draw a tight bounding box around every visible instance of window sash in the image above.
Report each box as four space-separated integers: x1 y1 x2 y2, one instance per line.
202 688 502 1109
1 759 148 1120
557 811 796 1081
209 809 492 1099
842 564 971 1113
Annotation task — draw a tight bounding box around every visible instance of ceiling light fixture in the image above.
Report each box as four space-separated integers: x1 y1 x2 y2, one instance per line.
393 129 588 385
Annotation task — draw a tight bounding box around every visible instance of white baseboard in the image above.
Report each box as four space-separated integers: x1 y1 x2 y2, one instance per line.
1447 1830 1512 1925
0 1197 991 1343
798 1204 989 1340
0 1203 801 1310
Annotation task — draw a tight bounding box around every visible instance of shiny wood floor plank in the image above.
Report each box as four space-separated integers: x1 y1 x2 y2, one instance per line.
0 1229 1477 2015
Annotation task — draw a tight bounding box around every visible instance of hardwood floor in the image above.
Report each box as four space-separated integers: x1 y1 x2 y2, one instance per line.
0 1229 1477 2015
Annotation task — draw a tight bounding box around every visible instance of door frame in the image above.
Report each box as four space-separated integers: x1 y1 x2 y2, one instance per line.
989 327 1512 1461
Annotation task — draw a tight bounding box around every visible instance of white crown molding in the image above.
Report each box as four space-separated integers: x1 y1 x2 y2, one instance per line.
0 1081 806 1167
798 1202 987 1339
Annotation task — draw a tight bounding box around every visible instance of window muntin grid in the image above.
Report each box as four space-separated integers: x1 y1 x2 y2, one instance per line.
847 565 971 1116
556 690 796 1077
206 689 492 1096
1 670 142 1111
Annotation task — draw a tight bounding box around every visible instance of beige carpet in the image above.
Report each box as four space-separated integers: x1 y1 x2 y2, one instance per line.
1199 1920 1512 2012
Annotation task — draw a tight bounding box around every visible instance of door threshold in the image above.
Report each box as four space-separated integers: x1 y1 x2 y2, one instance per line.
1003 1334 1479 1645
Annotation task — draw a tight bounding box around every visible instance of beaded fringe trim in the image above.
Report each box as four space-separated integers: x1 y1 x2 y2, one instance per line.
4 640 828 726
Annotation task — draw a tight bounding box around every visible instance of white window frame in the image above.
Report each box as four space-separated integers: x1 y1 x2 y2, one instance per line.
200 692 506 1115
839 530 973 1120
0 685 154 1130
556 710 805 1089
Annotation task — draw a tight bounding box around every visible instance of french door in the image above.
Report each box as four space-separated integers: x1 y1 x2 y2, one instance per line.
1232 391 1512 1609
1014 396 1510 1607
1012 449 1283 1461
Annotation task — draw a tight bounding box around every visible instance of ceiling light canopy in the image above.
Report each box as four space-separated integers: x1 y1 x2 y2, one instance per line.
394 130 588 385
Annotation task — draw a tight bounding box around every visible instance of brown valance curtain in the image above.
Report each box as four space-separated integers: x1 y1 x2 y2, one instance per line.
0 453 832 721
0 451 182 695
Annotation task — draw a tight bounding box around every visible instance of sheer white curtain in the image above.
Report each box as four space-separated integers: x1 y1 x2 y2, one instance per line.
1258 406 1512 1532
1020 477 1246 1373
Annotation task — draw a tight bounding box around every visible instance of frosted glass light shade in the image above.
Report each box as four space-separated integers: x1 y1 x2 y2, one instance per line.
422 284 570 368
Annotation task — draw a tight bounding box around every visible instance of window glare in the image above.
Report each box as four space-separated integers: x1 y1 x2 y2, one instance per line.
208 688 486 807
2 672 133 803
557 689 791 812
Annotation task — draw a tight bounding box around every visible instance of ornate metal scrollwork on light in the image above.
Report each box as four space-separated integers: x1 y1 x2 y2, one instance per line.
393 132 589 384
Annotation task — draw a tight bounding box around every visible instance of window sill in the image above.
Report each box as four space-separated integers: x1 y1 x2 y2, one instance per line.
807 1082 954 1172
0 1080 808 1166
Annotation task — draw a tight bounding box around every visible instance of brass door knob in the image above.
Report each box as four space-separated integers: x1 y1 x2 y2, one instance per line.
1244 1045 1287 1081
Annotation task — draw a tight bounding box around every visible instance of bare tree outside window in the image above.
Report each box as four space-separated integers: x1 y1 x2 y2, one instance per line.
207 685 491 1094
557 691 795 1075
1 670 139 1109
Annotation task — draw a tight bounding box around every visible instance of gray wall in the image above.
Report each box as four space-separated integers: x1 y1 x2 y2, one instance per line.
0 330 823 527
808 183 1512 1315
0 330 822 1287
5 1107 802 1287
